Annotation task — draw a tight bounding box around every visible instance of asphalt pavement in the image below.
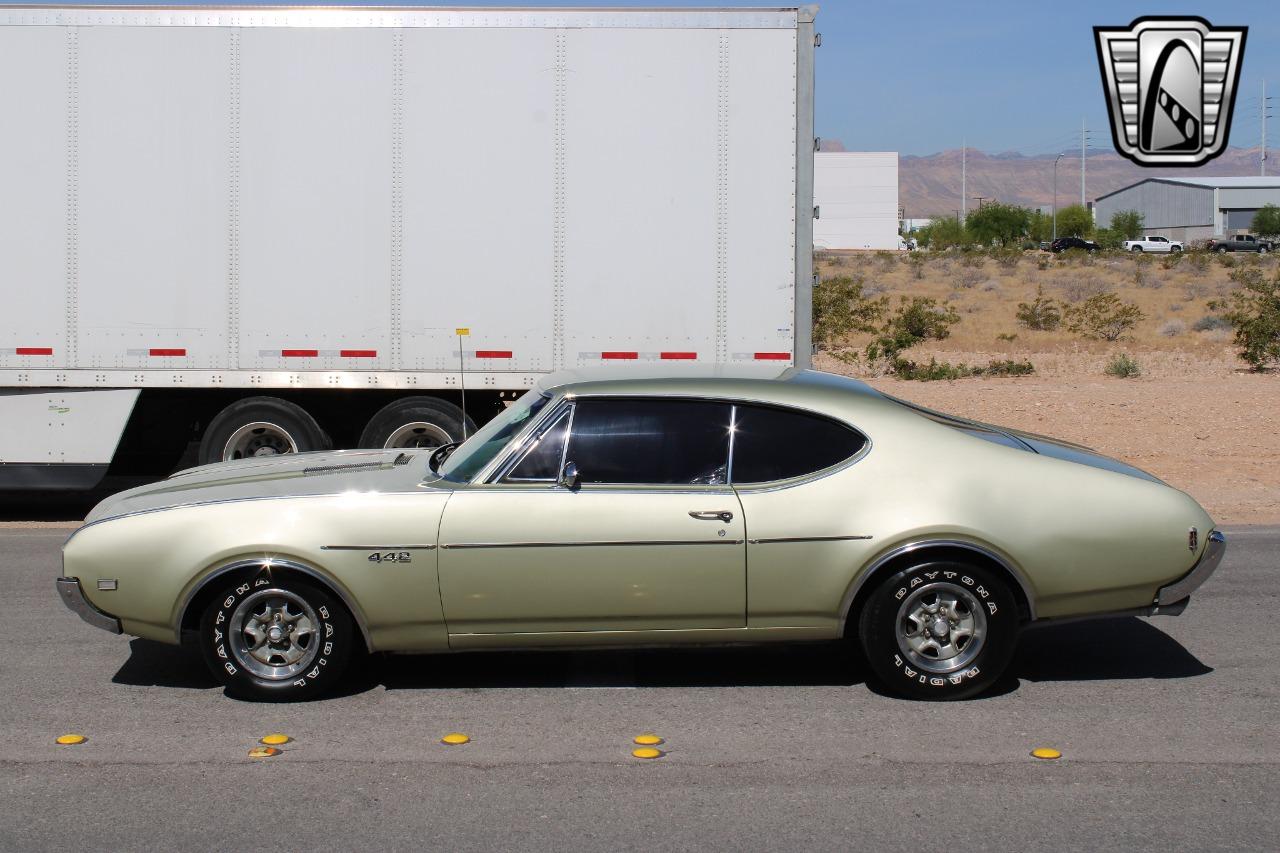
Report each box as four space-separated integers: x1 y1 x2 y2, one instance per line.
1 524 1277 851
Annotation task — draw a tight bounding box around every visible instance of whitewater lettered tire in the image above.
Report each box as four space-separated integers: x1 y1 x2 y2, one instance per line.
858 561 1017 701
200 571 352 701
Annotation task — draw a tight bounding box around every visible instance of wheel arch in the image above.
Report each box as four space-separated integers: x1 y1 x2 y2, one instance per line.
176 556 374 651
837 539 1036 637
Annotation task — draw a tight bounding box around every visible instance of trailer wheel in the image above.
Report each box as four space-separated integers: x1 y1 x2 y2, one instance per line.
199 397 330 465
358 397 474 450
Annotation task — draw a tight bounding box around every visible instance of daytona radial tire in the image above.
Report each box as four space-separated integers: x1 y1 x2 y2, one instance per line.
858 561 1018 701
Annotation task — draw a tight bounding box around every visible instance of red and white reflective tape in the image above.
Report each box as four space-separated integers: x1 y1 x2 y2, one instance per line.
259 349 378 358
452 350 514 359
3 347 54 356
578 351 700 361
731 352 792 361
126 348 188 357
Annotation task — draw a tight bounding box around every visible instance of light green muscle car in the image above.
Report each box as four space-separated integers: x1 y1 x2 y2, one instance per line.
58 368 1226 700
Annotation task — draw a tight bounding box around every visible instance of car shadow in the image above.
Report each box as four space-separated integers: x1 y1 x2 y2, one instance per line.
113 616 1211 698
1013 616 1213 681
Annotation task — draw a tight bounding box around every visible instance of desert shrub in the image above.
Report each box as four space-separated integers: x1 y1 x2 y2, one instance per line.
1036 255 1051 271
1054 274 1112 303
1066 293 1145 341
866 296 961 367
862 279 888 296
812 275 888 363
874 250 897 271
1105 353 1141 378
1192 314 1231 332
1209 266 1280 370
1132 253 1157 288
953 268 985 290
996 332 1018 342
1216 252 1237 269
958 251 986 269
991 246 1021 270
1161 252 1184 270
891 357 1034 381
907 252 926 280
1159 318 1186 337
1183 282 1208 301
1015 286 1062 331
981 279 1001 293
1185 252 1211 275
1167 302 1184 312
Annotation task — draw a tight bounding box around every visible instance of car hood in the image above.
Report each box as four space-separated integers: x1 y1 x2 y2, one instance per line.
82 448 439 525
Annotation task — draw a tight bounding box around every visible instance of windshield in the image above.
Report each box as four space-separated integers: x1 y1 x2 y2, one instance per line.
435 390 552 482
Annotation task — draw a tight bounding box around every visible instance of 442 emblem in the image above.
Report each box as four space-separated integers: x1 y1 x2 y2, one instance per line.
368 551 412 564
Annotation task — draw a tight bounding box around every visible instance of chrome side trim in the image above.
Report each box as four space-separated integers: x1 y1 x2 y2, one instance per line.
1156 530 1226 606
748 534 873 545
56 577 122 634
175 558 375 650
320 544 436 551
836 539 1038 636
442 539 745 550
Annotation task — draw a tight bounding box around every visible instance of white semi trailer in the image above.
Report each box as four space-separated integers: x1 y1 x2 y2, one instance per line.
0 4 817 492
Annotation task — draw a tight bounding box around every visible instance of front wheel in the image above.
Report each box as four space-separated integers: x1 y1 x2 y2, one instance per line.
858 561 1018 700
1130 246 1143 252
200 572 353 701
1170 245 1182 253
1260 246 1269 255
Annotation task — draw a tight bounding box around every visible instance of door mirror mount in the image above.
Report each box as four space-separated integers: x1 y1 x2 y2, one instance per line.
558 461 580 490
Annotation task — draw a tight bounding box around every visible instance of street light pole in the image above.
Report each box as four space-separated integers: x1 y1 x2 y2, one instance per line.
1052 153 1065 240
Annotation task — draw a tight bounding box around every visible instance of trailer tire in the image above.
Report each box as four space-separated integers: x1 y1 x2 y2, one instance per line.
358 397 474 450
199 397 330 465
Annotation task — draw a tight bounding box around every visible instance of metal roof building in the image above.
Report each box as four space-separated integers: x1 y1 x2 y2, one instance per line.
813 152 899 250
1094 177 1280 242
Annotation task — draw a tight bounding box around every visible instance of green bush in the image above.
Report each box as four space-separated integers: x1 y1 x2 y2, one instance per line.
1066 293 1145 341
1192 314 1231 332
867 296 961 366
812 275 887 363
1210 266 1280 370
1104 353 1141 378
1015 286 1062 331
892 357 1035 381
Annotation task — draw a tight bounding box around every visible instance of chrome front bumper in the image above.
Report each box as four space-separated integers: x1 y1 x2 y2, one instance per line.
1155 530 1227 607
56 577 122 634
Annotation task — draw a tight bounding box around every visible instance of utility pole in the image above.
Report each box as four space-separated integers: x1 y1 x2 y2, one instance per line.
1080 118 1089 207
960 139 966 224
1264 80 1271 176
973 196 989 209
1053 153 1064 240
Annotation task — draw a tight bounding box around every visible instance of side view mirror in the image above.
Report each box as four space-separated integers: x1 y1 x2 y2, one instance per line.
558 461 580 490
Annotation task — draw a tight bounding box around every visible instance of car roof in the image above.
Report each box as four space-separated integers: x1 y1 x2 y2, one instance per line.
535 366 886 409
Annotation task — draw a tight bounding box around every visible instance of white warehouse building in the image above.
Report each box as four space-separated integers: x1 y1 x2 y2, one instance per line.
1094 177 1280 242
813 152 899 250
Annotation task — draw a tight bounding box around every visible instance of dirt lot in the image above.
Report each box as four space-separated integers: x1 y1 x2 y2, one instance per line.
813 249 1279 524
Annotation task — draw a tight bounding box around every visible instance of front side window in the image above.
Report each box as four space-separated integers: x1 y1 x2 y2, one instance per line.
504 409 570 481
730 404 867 484
564 399 732 485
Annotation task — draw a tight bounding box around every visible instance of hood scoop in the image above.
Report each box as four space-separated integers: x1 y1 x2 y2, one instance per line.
302 451 415 477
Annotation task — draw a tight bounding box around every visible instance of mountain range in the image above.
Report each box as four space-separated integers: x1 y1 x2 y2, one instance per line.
824 142 1271 218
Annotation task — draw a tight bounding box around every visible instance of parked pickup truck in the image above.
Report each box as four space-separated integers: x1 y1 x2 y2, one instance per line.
1123 235 1185 253
1206 234 1274 254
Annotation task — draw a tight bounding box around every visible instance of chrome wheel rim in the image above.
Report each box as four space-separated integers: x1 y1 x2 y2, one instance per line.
223 421 298 461
383 421 452 449
228 588 320 680
895 582 987 674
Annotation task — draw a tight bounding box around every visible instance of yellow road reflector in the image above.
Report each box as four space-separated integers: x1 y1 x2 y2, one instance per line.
55 734 86 745
248 746 280 758
259 734 291 746
631 747 663 760
1031 747 1062 760
633 734 663 746
441 732 470 745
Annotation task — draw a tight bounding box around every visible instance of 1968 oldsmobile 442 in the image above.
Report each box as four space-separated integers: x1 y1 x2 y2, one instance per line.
59 368 1225 701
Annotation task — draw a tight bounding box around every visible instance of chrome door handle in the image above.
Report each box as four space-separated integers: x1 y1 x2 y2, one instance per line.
689 510 733 523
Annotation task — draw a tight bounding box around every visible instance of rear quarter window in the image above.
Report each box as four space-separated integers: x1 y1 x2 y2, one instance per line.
731 404 867 484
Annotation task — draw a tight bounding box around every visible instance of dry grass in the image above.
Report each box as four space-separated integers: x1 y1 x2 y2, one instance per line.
815 249 1276 378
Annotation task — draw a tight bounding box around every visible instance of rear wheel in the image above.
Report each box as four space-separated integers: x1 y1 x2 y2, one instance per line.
1217 245 1229 254
358 396 473 450
858 561 1018 700
199 571 352 701
199 397 330 465
1130 246 1143 253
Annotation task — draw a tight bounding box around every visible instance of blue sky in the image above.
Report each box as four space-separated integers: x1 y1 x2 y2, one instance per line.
62 0 1280 156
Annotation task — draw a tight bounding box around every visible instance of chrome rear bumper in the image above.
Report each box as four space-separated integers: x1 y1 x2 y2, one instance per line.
1155 530 1226 607
56 577 122 634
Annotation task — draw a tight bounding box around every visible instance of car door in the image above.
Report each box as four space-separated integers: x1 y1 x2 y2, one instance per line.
437 397 746 638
